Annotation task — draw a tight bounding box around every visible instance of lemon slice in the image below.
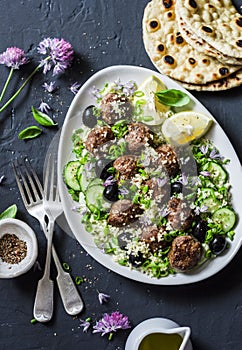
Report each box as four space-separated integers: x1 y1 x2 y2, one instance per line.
162 111 213 145
135 75 170 125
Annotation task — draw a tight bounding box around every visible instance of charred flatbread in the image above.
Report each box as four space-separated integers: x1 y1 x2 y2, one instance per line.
176 0 242 59
142 0 242 84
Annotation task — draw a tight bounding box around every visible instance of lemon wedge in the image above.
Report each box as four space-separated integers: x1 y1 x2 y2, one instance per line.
135 75 170 125
162 111 213 145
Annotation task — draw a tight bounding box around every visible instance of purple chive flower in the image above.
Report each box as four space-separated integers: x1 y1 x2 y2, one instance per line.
93 311 131 337
103 176 116 187
70 82 81 95
71 205 81 213
37 37 74 76
119 186 129 196
210 149 224 161
200 171 210 177
113 79 136 96
156 177 168 187
39 101 51 114
159 207 169 217
0 47 28 69
80 319 91 333
98 292 110 305
194 205 208 216
43 81 56 93
200 144 208 155
139 214 152 226
91 85 102 99
178 173 188 186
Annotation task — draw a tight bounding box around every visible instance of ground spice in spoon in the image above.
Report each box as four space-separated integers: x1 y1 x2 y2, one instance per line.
0 233 27 264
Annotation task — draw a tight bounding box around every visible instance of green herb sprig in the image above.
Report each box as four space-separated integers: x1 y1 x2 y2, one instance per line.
155 89 190 107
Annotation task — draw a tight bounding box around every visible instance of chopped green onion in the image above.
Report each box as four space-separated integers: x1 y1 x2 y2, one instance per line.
75 276 84 285
133 90 144 97
30 318 37 324
62 262 71 271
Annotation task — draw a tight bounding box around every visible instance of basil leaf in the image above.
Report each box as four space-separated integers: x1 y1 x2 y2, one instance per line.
31 106 57 126
155 89 190 107
18 126 42 140
0 204 17 220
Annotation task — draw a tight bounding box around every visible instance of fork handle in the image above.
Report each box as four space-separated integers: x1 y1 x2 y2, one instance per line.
52 245 84 316
51 245 84 315
56 267 84 316
40 222 84 316
33 277 54 322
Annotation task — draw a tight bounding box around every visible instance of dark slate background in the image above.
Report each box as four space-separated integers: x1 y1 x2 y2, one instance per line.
1 1 242 349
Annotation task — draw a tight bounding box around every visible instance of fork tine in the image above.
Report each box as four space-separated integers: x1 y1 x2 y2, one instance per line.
27 159 44 195
12 161 29 208
22 159 43 202
44 153 52 200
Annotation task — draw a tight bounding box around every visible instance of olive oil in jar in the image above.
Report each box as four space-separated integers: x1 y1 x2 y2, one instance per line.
138 332 183 350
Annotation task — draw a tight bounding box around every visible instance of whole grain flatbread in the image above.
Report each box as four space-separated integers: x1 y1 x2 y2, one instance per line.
176 7 242 66
176 0 242 59
178 70 242 91
142 0 241 84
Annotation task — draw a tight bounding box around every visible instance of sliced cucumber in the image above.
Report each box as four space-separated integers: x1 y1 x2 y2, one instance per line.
78 166 90 192
201 197 221 213
198 188 215 201
198 188 220 213
212 208 236 232
201 162 227 187
88 178 103 188
86 184 111 212
63 161 81 191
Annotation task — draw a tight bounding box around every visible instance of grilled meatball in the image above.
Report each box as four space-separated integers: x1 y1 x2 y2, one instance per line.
113 155 138 180
101 93 133 124
167 197 194 231
107 199 143 227
145 177 169 202
125 123 153 153
141 225 168 252
168 235 202 271
85 126 114 154
155 144 179 177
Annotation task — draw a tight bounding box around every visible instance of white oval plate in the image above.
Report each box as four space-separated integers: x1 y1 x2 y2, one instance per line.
58 65 242 285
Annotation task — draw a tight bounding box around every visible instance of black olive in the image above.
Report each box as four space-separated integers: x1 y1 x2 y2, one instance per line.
118 232 132 250
209 236 227 255
103 183 119 202
82 105 97 128
128 251 145 267
193 220 207 243
171 182 183 196
95 159 113 180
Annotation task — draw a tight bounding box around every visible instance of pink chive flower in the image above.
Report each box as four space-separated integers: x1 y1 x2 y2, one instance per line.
91 86 102 99
93 311 131 338
80 319 91 333
42 81 56 93
103 176 116 187
39 101 51 114
70 82 81 95
0 38 74 113
0 47 28 69
37 37 74 76
200 171 210 177
98 292 110 305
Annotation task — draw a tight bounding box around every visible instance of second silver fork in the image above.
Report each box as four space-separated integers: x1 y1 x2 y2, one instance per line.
13 158 84 322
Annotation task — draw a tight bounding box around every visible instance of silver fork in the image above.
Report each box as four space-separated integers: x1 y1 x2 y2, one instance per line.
12 158 84 321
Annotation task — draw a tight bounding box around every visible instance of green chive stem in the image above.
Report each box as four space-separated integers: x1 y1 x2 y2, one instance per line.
0 67 14 103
